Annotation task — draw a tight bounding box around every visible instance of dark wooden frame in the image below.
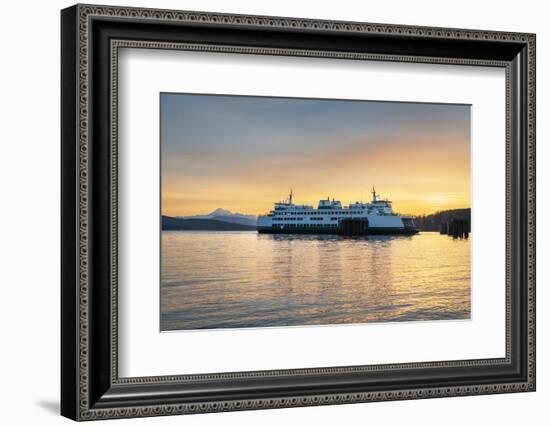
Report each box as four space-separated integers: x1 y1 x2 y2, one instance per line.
61 4 536 421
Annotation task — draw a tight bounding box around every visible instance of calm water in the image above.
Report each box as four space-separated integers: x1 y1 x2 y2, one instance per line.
161 231 470 331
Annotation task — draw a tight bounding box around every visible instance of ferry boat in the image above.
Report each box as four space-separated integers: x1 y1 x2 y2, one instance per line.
257 188 418 235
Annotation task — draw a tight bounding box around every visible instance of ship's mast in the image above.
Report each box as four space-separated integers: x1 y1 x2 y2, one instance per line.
289 189 293 205
372 186 377 202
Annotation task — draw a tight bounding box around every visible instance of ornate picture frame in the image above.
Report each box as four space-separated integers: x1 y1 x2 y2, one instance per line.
61 4 535 420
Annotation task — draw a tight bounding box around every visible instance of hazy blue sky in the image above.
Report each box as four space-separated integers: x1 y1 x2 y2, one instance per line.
161 93 470 216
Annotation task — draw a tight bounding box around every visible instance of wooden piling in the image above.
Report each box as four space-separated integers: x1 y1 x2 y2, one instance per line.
446 219 469 239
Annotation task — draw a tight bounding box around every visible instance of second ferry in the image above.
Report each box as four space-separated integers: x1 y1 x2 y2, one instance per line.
257 188 418 235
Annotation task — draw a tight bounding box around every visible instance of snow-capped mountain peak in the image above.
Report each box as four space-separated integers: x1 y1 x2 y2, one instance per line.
207 208 234 217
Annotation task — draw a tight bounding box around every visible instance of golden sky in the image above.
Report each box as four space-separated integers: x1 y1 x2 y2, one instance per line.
161 94 470 217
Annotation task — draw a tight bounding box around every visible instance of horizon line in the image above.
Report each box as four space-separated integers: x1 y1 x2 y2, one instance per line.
163 205 472 218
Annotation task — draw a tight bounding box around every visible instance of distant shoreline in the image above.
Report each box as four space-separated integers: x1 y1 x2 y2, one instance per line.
162 216 256 231
162 208 470 232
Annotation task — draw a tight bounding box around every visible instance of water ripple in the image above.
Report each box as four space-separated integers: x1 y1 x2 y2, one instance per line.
161 231 470 330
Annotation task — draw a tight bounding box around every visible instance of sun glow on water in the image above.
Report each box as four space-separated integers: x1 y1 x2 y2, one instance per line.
161 231 471 330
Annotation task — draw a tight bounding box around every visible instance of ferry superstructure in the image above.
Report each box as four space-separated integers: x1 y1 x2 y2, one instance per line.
257 189 418 235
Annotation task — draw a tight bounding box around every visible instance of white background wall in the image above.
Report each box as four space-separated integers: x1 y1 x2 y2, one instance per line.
0 0 547 424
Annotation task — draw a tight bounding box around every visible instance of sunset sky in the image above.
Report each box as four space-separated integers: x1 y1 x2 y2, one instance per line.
161 93 470 217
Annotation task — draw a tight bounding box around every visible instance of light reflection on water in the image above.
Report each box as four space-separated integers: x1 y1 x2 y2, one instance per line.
161 231 470 331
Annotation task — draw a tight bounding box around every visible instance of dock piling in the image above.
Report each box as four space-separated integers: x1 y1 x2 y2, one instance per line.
442 219 469 239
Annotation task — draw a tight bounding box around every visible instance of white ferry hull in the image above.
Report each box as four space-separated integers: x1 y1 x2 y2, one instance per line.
257 215 418 235
256 190 419 236
257 226 418 235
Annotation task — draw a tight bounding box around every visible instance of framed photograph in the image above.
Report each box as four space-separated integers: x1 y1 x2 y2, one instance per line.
61 4 536 421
